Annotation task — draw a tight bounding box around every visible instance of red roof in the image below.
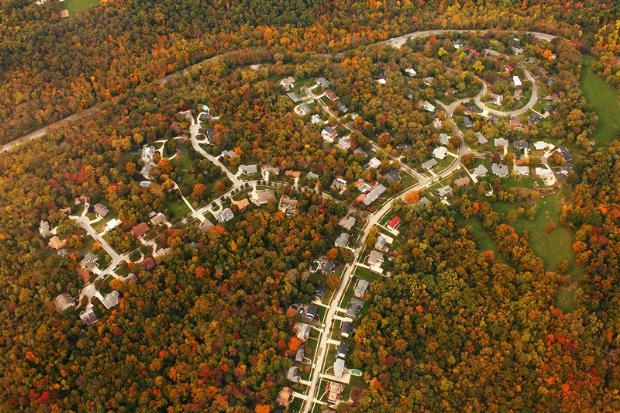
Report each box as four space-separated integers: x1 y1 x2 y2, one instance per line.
131 222 149 238
140 257 155 270
387 216 401 230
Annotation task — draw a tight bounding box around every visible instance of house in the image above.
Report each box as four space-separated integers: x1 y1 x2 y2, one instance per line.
80 252 98 270
53 293 75 312
277 387 293 408
316 77 330 88
354 279 369 298
310 114 322 125
455 176 471 187
405 67 417 77
512 46 524 55
261 165 280 176
513 140 529 151
492 163 509 178
463 116 473 128
232 198 250 212
514 165 530 176
335 233 350 248
422 159 438 170
433 146 449 160
560 163 574 176
286 366 300 383
314 284 326 299
423 77 434 87
339 216 356 231
39 220 52 238
238 164 258 175
453 39 464 49
324 90 338 101
366 157 382 169
278 195 298 215
140 257 155 270
321 126 338 143
439 133 451 145
494 138 508 148
295 323 312 341
421 100 436 113
100 291 120 310
321 260 336 275
250 187 276 206
476 132 488 145
504 64 514 73
131 222 149 238
385 169 401 185
433 118 443 129
336 341 349 358
334 358 345 378
491 93 504 106
327 381 345 404
60 9 69 18
80 309 98 326
418 196 431 207
513 75 522 87
287 92 301 103
362 184 386 206
295 346 305 363
306 171 319 181
331 178 347 192
341 321 354 338
374 233 392 251
472 164 488 178
280 76 295 90
534 141 553 151
74 194 90 205
536 167 555 186
104 218 121 232
387 216 401 231
444 87 456 98
199 219 214 232
150 212 167 226
367 250 384 267
294 103 311 117
48 236 66 250
337 135 352 151
354 147 368 158
93 203 109 218
305 303 318 321
346 298 364 317
215 208 234 223
514 89 523 100
558 146 572 162
336 101 348 113
438 185 453 198
221 150 240 159
376 77 386 85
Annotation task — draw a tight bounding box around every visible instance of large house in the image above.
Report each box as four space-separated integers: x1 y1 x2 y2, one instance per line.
362 184 386 206
354 279 369 298
280 76 295 90
131 222 149 238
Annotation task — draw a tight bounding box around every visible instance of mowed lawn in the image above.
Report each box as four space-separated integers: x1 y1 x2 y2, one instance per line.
63 0 99 13
511 193 579 276
580 55 620 146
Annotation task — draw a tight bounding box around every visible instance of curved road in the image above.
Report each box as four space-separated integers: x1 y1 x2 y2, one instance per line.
1 29 558 155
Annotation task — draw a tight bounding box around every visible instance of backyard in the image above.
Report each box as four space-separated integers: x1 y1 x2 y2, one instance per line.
63 0 99 13
580 55 620 146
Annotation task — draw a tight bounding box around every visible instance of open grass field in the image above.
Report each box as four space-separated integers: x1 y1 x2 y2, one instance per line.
580 55 620 146
63 0 99 13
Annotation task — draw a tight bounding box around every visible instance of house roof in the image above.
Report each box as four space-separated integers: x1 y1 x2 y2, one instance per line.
438 185 453 197
48 236 66 250
277 387 293 407
131 222 149 238
473 164 488 177
199 219 214 232
250 188 276 206
216 208 234 222
93 203 109 217
433 146 449 160
79 308 98 326
239 164 258 175
492 163 509 178
150 212 167 226
367 250 384 266
53 293 75 312
422 159 438 170
335 232 350 248
232 198 250 211
387 216 401 230
339 216 356 231
362 184 386 206
354 279 369 297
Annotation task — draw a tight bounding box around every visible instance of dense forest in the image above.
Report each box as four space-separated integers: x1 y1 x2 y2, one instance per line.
0 1 619 412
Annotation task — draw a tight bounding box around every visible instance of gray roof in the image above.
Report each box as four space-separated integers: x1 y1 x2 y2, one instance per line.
354 279 369 297
216 208 234 222
363 184 386 206
239 164 258 175
335 233 350 248
422 159 438 170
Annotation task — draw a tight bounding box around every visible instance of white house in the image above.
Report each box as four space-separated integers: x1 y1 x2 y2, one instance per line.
405 68 417 77
421 100 436 113
433 146 449 160
514 165 530 176
513 75 522 88
280 77 295 91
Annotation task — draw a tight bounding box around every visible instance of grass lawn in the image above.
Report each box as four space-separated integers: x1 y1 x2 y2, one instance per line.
580 55 620 146
458 216 501 257
63 0 99 13
510 193 580 275
164 198 190 220
353 266 382 282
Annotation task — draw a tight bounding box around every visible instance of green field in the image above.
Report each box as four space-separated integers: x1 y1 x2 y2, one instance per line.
63 0 99 13
580 55 620 146
458 216 500 256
